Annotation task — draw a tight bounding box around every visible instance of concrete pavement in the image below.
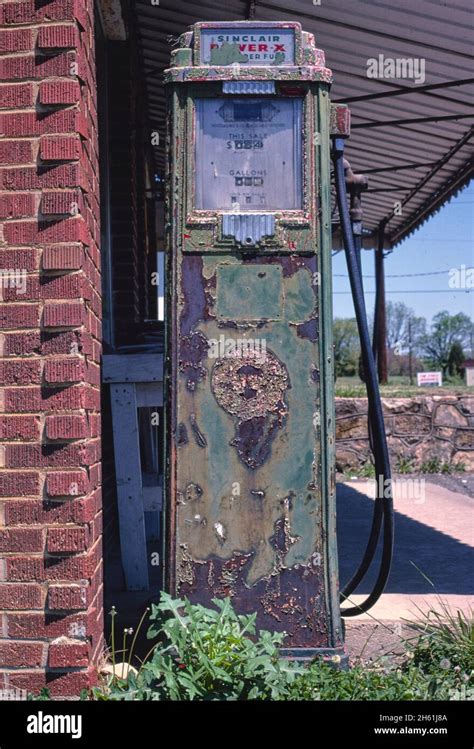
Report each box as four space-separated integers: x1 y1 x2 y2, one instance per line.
337 476 473 661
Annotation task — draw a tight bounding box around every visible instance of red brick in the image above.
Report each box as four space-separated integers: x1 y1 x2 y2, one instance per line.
45 414 87 440
0 191 35 218
40 275 83 301
4 443 88 469
0 1 77 24
42 302 83 328
0 331 40 356
0 304 39 329
46 471 88 497
48 640 89 668
75 110 89 139
39 79 80 105
0 110 77 137
0 83 34 109
1 330 90 358
4 496 95 526
1 276 39 302
43 358 84 383
0 414 39 440
0 472 39 497
6 610 96 640
88 413 100 438
37 25 77 50
0 528 43 553
83 384 100 411
47 527 88 553
0 52 76 82
48 583 89 611
5 556 43 581
0 249 38 271
0 583 43 610
3 217 88 245
3 385 85 413
40 135 81 161
42 245 83 270
6 667 98 699
7 548 99 582
0 642 44 669
0 360 41 385
73 493 100 523
41 191 82 215
1 164 84 191
0 29 33 54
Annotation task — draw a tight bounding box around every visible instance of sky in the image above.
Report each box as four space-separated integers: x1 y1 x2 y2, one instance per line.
332 181 474 328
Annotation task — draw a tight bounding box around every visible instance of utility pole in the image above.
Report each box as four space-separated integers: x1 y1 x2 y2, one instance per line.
408 317 413 385
373 220 388 385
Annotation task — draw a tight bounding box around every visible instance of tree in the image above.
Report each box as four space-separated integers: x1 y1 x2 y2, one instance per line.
421 311 473 376
333 318 360 378
447 341 465 378
386 301 426 354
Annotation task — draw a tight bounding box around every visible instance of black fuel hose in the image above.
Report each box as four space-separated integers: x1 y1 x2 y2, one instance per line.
332 137 394 616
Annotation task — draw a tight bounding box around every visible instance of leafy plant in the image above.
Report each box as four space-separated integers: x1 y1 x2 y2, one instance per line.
105 594 305 701
343 462 376 479
27 688 51 701
396 456 416 474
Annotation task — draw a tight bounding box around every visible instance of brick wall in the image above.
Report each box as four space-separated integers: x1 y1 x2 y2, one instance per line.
0 0 103 696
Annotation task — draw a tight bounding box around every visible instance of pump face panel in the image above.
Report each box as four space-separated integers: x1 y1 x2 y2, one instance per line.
195 97 302 210
165 21 343 657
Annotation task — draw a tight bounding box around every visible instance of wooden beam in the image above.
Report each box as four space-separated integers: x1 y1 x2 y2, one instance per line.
110 384 149 590
103 354 163 383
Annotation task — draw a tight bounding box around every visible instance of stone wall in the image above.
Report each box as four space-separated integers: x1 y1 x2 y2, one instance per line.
335 394 474 472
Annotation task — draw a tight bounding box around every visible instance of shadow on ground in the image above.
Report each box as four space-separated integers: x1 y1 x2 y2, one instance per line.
336 482 474 596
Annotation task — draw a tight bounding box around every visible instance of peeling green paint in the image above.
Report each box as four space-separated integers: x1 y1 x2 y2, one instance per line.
209 42 249 66
164 21 343 656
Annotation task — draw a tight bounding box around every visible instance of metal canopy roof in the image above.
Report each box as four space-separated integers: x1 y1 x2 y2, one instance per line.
133 0 474 247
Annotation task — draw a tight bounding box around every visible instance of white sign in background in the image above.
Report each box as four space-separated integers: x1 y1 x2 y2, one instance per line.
417 372 443 387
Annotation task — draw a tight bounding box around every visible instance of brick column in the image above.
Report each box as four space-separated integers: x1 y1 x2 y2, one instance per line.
0 0 103 696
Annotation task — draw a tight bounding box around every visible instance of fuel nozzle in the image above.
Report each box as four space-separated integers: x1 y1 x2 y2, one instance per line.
343 158 368 235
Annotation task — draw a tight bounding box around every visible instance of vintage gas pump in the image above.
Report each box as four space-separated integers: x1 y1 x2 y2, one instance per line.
163 21 392 660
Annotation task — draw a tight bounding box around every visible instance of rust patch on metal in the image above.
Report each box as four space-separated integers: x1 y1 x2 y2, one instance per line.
178 548 330 647
189 412 207 447
294 317 318 342
230 415 281 469
179 331 208 391
180 256 208 335
177 423 189 446
211 350 290 468
211 351 289 420
184 483 203 502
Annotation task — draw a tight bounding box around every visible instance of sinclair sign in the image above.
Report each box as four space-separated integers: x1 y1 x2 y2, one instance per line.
200 26 296 65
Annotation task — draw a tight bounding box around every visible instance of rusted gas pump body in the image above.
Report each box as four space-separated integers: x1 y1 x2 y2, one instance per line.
164 21 347 659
